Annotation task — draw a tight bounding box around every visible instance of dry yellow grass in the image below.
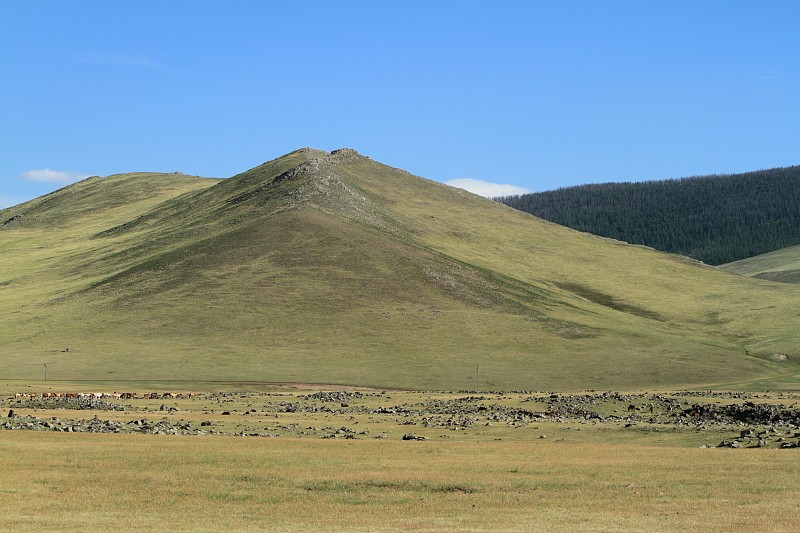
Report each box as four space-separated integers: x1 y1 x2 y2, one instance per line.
2 431 799 532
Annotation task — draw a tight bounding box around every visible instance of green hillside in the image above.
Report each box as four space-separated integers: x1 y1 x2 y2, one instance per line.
721 244 800 284
1 148 799 390
498 166 800 265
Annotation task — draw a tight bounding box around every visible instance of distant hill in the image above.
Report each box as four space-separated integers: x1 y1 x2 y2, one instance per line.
497 166 800 265
2 149 800 390
721 244 800 284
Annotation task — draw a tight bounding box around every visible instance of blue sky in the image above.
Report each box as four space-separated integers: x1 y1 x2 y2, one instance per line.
1 0 798 207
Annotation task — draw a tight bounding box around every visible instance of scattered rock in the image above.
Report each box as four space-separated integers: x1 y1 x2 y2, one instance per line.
2 214 24 226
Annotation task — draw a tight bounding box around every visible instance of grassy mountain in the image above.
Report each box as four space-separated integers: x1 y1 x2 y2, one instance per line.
2 148 799 390
497 166 800 265
721 244 800 284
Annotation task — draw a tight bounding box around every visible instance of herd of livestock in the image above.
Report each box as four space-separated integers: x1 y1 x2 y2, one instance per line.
10 391 197 400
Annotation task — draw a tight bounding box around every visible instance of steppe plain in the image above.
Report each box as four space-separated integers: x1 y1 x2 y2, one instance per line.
3 382 800 532
3 149 800 531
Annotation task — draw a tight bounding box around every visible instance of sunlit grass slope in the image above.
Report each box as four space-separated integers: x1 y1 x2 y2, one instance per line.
1 148 798 390
721 244 800 284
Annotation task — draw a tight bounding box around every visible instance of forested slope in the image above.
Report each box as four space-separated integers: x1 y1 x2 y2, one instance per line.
498 166 800 265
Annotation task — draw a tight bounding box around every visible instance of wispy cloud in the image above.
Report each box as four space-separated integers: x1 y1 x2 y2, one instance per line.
762 70 782 80
21 169 91 184
445 178 531 198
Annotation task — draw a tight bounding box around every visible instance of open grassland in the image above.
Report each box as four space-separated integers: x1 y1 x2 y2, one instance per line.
3 426 800 532
6 433 800 531
3 385 800 531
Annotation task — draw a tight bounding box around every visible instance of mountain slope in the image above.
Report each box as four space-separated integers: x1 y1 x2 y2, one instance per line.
497 166 800 265
721 244 800 284
1 149 799 390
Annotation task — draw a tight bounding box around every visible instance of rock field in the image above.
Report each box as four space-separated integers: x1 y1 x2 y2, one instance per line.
3 389 800 448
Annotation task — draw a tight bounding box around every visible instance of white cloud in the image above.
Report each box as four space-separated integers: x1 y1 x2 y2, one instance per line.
21 169 90 184
445 178 532 198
